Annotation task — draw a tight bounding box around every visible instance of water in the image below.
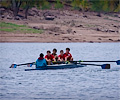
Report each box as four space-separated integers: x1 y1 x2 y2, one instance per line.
0 43 120 100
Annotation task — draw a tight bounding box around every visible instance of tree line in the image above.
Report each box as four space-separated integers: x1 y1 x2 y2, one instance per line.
0 0 119 19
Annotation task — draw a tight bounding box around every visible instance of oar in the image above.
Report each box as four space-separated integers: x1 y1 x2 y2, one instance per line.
53 61 110 69
79 63 110 69
10 62 35 68
70 60 120 65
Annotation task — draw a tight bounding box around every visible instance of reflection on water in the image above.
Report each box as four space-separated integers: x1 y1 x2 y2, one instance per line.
0 43 120 100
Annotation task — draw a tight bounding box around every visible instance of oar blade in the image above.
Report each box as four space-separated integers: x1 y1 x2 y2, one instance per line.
101 64 110 69
116 60 120 65
10 64 17 68
27 63 33 67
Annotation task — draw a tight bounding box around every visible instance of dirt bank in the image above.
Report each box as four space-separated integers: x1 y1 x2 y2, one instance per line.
0 9 120 43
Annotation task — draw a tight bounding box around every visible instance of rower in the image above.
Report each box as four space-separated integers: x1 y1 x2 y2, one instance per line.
36 53 47 68
64 48 73 61
52 48 58 61
45 50 56 65
58 50 65 61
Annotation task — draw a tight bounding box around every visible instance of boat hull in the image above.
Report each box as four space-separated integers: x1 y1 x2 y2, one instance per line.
25 63 86 71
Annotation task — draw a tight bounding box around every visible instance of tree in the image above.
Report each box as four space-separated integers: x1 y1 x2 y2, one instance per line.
90 0 120 13
23 0 36 19
11 0 22 17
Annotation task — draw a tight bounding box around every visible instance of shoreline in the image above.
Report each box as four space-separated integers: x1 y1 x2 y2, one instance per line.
0 33 119 43
1 40 119 43
0 31 119 43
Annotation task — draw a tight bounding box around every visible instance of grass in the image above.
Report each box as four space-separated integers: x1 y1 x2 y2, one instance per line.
0 22 43 33
85 24 96 28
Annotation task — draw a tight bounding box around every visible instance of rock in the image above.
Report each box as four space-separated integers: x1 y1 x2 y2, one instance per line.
101 29 108 32
117 39 120 41
54 33 60 36
43 11 54 17
73 31 76 33
89 41 94 43
0 8 6 15
98 38 102 40
96 28 100 31
17 15 24 19
109 29 115 32
68 38 72 40
105 30 109 32
1 15 5 18
14 16 20 20
33 26 40 30
96 13 101 17
28 12 36 16
76 25 83 27
0 8 6 11
45 16 55 20
109 39 113 41
28 8 39 16
83 15 87 18
28 10 36 16
67 28 72 33
32 11 39 16
7 15 12 20
114 14 120 18
43 11 56 20
113 25 117 28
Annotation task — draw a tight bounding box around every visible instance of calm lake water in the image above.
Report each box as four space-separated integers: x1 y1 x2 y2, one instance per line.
0 43 120 100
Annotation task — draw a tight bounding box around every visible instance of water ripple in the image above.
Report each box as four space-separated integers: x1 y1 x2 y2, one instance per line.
0 43 120 100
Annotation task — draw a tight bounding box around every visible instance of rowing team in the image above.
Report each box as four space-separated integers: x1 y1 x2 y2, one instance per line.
36 48 73 68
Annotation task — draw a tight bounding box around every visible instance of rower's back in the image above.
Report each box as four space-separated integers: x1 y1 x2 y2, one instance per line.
36 53 47 68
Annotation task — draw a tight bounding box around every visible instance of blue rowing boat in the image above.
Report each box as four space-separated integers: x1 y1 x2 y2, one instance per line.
25 63 86 71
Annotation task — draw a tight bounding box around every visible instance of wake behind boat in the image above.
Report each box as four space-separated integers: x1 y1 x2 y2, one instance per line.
25 63 86 71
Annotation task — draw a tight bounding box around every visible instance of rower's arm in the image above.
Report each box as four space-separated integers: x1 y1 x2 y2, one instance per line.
45 58 49 61
65 56 68 61
58 57 60 61
53 58 56 62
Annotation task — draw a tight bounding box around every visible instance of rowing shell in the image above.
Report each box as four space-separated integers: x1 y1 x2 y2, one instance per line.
25 63 86 71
